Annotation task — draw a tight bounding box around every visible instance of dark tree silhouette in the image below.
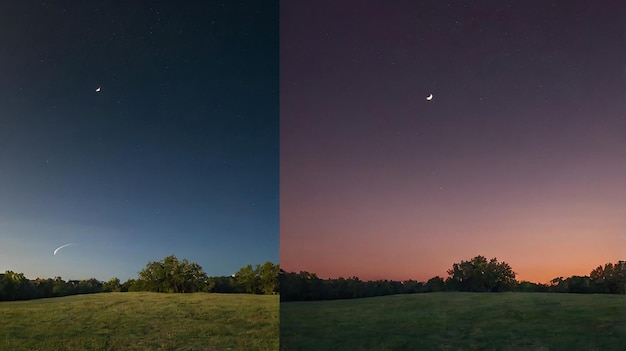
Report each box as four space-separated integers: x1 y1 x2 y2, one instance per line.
590 261 626 294
446 256 516 292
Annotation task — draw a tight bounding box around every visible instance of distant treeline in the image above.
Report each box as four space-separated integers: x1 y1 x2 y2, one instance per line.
0 255 279 302
280 256 626 302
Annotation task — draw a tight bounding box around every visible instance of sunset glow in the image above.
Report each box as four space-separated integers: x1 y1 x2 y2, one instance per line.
280 1 625 285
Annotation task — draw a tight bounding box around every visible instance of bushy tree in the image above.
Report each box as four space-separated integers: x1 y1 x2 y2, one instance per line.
208 276 239 293
138 255 209 293
78 278 103 294
426 276 445 292
52 276 67 297
446 255 516 292
233 262 279 294
103 277 121 292
402 280 424 294
31 278 55 298
279 270 326 301
235 264 259 294
565 275 593 293
549 276 566 292
0 271 33 300
122 278 143 292
590 261 626 294
258 261 280 294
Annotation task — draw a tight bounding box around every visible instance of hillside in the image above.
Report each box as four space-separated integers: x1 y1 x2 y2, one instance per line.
281 292 626 350
0 292 278 351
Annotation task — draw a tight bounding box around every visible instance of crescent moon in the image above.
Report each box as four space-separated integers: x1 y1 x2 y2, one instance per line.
426 94 433 101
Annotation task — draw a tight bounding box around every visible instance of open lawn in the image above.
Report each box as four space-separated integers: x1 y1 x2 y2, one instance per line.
280 292 626 351
0 292 278 351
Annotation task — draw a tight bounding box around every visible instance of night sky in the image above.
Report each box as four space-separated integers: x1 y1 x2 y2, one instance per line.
281 1 625 284
0 1 278 282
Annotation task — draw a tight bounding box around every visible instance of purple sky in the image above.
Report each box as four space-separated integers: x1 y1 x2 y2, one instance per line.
280 1 625 284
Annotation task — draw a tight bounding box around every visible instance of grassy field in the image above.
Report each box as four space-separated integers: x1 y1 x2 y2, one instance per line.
280 292 626 351
0 292 278 351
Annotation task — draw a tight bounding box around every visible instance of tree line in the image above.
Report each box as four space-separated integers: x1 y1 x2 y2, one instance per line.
0 255 279 302
280 256 626 302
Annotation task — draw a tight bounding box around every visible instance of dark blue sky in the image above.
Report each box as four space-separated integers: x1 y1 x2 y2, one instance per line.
0 1 278 282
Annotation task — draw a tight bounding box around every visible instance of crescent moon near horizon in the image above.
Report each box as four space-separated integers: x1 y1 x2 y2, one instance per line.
53 243 79 255
426 94 433 101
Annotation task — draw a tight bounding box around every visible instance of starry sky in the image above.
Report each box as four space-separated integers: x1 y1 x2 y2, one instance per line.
280 1 625 284
0 1 278 282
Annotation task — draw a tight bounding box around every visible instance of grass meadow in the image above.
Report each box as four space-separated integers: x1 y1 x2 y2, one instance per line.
280 292 626 351
0 292 278 351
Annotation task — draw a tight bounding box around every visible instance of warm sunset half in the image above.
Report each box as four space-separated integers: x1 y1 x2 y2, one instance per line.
280 1 625 284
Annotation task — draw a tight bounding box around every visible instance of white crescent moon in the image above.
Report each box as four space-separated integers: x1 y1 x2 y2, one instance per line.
96 87 101 92
426 94 433 101
53 243 79 255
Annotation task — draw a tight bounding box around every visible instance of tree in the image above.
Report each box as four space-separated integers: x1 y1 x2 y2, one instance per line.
485 257 517 292
565 276 593 294
590 261 626 294
208 276 238 293
550 276 570 293
78 278 102 294
402 280 424 294
32 278 55 298
257 262 280 294
0 271 33 300
120 278 136 292
446 255 516 292
447 256 487 292
279 270 325 301
233 262 279 295
52 276 67 297
426 276 445 292
235 264 260 294
138 255 208 293
103 277 121 292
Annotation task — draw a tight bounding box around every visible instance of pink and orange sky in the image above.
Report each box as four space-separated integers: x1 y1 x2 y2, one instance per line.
280 1 625 285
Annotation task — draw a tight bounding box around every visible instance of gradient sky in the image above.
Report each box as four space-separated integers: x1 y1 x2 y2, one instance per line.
281 1 625 284
0 1 278 282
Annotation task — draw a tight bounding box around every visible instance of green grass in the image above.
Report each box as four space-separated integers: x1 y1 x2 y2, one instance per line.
280 292 626 351
0 292 278 351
